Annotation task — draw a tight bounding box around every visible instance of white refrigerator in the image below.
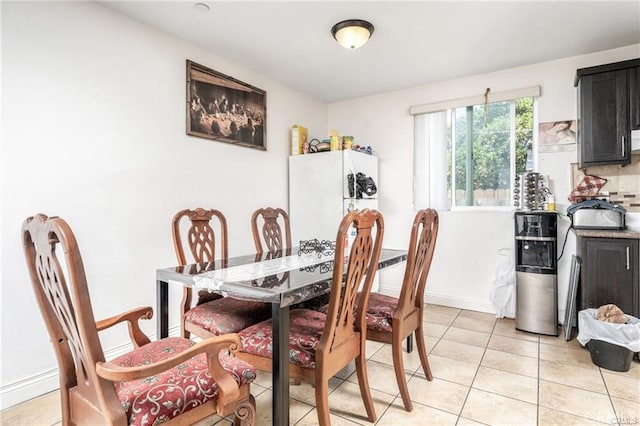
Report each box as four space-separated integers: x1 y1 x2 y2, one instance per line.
288 150 379 245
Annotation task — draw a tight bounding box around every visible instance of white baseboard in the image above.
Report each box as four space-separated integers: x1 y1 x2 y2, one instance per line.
378 284 568 325
377 284 501 317
425 293 497 315
0 368 59 411
0 327 180 411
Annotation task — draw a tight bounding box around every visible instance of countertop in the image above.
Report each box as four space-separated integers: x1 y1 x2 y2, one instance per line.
571 228 640 239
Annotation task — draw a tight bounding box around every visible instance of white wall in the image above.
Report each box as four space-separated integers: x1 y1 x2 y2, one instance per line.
328 44 640 314
2 0 639 411
0 2 327 408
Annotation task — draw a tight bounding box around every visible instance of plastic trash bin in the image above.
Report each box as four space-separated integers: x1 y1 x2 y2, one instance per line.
577 309 640 372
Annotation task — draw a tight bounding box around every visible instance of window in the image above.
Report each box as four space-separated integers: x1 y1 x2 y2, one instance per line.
413 88 538 210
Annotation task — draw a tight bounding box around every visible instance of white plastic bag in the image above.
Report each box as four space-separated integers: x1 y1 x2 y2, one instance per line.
490 248 516 319
577 309 640 352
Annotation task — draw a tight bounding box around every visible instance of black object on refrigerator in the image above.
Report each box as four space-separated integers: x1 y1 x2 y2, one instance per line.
514 211 559 336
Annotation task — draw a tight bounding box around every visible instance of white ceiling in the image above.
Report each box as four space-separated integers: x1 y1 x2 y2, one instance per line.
99 1 640 102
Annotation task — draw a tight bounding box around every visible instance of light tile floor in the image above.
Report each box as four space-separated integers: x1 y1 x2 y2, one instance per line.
2 304 639 425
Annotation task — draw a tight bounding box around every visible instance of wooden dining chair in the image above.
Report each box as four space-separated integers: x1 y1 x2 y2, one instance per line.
172 208 271 339
251 206 332 312
358 208 439 412
250 207 292 253
238 209 384 426
22 213 256 426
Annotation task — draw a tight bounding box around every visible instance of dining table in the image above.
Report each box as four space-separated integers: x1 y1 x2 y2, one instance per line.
156 247 407 426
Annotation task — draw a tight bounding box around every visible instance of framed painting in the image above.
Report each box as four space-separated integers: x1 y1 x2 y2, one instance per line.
538 120 576 153
187 60 266 150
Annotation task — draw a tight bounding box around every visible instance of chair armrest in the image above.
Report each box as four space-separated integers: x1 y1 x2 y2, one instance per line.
96 334 243 405
95 306 152 348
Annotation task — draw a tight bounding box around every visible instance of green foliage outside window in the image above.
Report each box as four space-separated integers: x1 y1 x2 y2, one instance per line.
446 97 534 206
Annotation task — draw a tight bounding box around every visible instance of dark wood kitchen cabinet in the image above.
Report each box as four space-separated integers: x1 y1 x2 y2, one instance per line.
577 237 639 318
630 66 640 130
575 58 640 168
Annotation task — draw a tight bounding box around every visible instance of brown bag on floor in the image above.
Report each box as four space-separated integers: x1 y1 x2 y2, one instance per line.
596 304 628 324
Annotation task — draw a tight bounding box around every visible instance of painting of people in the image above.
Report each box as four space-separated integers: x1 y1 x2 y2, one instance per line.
187 60 266 150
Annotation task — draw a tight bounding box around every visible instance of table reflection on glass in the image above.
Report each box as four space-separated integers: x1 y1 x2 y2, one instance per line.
156 248 407 426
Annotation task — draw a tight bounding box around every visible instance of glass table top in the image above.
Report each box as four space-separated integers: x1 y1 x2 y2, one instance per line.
157 248 407 307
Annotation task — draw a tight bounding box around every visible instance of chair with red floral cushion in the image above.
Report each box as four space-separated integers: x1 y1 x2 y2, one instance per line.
251 207 331 311
22 213 256 426
173 208 271 339
358 208 439 412
239 209 384 426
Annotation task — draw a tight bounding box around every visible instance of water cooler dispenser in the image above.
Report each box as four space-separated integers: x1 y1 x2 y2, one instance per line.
514 211 558 336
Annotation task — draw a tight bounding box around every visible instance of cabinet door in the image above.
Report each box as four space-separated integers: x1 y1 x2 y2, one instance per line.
580 238 639 317
578 70 630 167
630 67 640 130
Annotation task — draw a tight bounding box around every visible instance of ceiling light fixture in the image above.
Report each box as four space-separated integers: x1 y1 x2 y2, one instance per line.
331 19 374 50
193 3 210 12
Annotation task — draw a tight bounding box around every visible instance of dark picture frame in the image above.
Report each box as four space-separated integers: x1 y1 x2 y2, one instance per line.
187 60 266 150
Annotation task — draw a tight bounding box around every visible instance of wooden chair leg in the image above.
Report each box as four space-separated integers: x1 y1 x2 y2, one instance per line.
355 354 377 422
392 334 413 412
314 379 331 426
415 327 433 381
233 395 256 426
60 388 71 426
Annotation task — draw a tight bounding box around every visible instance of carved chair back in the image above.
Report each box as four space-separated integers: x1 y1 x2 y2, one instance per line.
250 207 291 253
172 208 228 312
22 214 130 424
397 208 439 318
320 208 384 365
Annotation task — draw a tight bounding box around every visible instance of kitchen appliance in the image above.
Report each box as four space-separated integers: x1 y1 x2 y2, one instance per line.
513 172 550 211
289 150 378 243
514 211 558 336
568 200 626 230
289 150 379 289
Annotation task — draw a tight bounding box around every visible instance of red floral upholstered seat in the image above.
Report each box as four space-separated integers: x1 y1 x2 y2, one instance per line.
23 214 257 426
239 309 330 369
356 209 439 413
185 298 273 336
173 208 271 339
321 292 396 332
112 337 256 425
355 292 397 333
237 209 385 426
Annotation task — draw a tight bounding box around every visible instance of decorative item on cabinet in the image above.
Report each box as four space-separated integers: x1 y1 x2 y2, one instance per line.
291 125 308 156
513 171 551 210
288 150 378 243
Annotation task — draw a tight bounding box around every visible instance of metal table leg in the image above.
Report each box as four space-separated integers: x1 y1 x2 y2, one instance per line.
271 303 290 426
406 334 414 353
157 279 169 339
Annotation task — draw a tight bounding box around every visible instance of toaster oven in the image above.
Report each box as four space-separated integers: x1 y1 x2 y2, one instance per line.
569 200 626 230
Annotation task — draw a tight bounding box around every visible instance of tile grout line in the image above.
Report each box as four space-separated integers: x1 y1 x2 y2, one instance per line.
455 313 503 425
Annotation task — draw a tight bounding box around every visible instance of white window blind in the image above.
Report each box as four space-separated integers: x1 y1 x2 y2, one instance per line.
413 111 449 210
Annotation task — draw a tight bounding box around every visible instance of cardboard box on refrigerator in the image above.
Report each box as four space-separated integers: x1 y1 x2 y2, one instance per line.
291 125 308 156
